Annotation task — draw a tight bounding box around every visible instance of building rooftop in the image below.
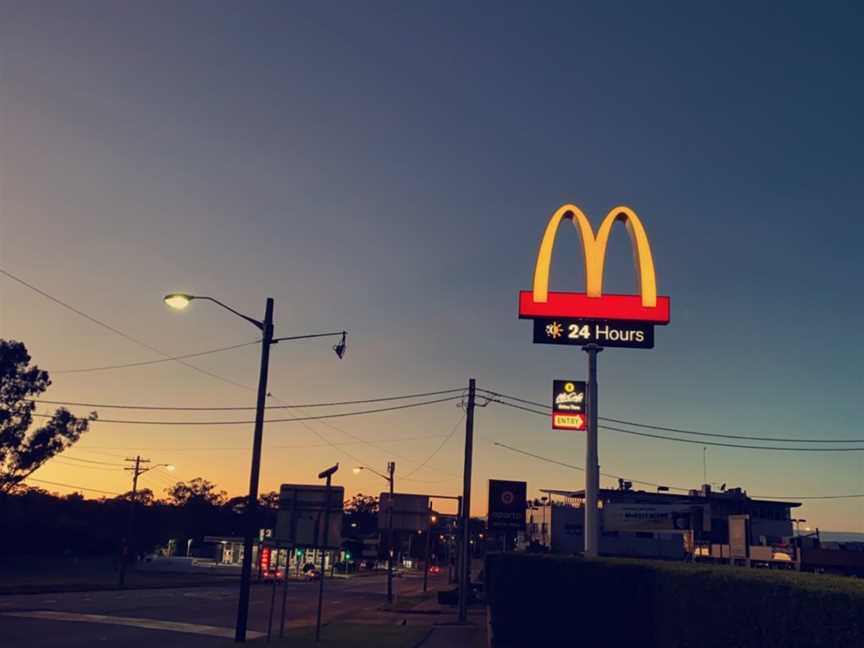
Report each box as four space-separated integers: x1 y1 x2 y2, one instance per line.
539 487 801 508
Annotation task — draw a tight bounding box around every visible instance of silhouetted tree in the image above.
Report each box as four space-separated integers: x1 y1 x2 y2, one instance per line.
112 488 155 506
260 490 280 509
165 477 226 506
0 340 95 492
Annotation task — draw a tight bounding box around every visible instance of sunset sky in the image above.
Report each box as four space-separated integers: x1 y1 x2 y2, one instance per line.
2 2 863 530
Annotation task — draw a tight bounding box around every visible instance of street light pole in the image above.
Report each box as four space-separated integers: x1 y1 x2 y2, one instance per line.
163 292 347 643
235 298 274 642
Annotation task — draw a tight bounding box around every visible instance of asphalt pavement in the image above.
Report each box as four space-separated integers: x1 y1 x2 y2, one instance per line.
0 571 448 647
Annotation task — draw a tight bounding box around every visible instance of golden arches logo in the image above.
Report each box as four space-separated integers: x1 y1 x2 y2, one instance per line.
519 204 670 324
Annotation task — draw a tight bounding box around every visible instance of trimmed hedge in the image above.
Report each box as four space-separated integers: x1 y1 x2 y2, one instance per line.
485 554 864 648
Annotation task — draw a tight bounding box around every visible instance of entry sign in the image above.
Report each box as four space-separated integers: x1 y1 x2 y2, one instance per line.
553 380 586 431
488 480 527 530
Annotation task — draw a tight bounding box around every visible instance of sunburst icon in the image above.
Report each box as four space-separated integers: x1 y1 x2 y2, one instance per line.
545 321 563 339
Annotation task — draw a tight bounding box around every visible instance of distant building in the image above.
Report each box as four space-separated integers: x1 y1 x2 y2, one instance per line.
525 484 801 564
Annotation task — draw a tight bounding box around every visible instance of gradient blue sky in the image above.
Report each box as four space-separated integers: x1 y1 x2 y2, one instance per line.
1 2 863 529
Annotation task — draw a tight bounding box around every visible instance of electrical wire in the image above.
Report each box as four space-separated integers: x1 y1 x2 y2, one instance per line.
488 397 864 452
491 441 864 500
491 441 691 492
21 477 122 496
51 458 125 472
480 388 864 444
31 388 467 411
31 395 464 426
0 267 254 391
401 413 465 479
71 434 453 453
51 454 126 467
50 341 261 374
601 424 864 452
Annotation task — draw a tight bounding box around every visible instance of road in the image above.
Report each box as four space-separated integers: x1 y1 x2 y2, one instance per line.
0 571 448 647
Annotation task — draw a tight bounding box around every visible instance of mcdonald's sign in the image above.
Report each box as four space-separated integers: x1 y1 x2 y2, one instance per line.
519 205 671 332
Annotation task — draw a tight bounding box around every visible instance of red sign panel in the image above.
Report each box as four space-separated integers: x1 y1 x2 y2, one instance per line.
519 291 670 324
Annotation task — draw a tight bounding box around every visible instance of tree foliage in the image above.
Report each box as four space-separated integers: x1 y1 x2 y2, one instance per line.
164 477 227 506
0 340 95 492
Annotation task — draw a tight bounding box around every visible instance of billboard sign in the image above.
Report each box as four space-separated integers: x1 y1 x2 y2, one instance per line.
518 205 670 347
274 484 344 549
488 480 527 530
378 493 430 531
603 503 694 532
552 380 587 431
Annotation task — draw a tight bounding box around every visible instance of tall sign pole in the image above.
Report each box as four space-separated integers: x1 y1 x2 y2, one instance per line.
458 378 476 623
519 204 670 559
583 345 602 557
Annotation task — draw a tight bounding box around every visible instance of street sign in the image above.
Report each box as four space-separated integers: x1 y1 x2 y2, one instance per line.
552 380 586 431
274 484 344 548
533 318 654 349
378 493 430 531
488 480 527 530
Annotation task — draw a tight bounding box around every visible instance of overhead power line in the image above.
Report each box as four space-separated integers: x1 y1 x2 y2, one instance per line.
52 458 124 472
491 441 690 492
71 434 454 453
51 340 261 373
31 388 466 411
483 389 864 448
53 454 125 467
489 398 864 452
22 477 122 496
401 413 466 480
491 441 864 500
32 395 463 426
0 267 253 391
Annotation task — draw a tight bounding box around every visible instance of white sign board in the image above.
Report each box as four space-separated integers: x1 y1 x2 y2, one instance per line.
603 503 694 532
274 484 344 548
378 493 429 532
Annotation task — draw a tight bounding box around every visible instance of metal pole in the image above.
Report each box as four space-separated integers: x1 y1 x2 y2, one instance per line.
315 473 333 642
266 558 277 642
235 298 274 642
458 379 476 623
583 344 602 558
386 461 395 604
278 546 290 638
423 503 432 593
118 455 143 588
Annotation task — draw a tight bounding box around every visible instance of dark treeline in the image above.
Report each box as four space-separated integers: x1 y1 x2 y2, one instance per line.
0 487 380 559
0 486 277 559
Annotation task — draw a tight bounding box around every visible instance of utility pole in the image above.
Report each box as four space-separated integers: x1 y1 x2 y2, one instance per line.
583 345 602 558
386 460 395 604
119 455 149 587
235 298 274 643
458 378 476 623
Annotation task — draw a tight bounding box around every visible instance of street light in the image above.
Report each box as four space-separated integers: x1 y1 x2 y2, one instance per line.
164 292 347 643
792 518 808 536
353 462 396 603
